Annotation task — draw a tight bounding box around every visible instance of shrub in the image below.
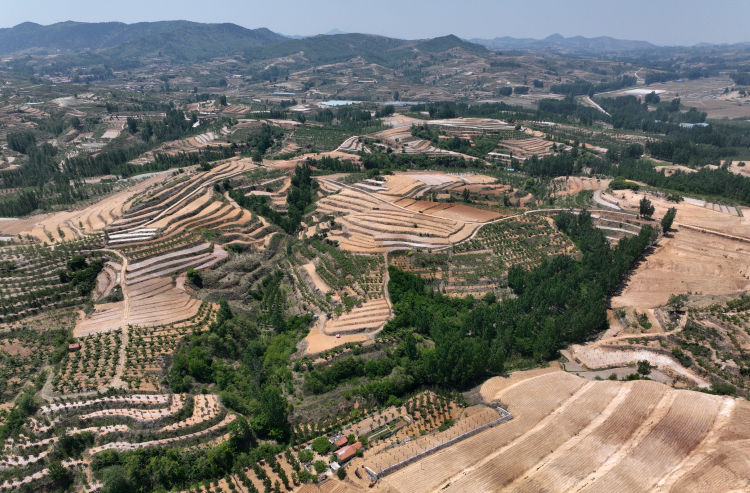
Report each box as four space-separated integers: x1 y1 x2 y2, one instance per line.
438 419 454 431
311 436 330 455
710 381 736 396
610 177 640 191
313 460 327 473
297 449 313 462
637 360 653 375
671 347 691 367
187 269 203 288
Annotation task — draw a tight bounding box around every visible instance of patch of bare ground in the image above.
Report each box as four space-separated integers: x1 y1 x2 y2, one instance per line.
360 370 749 493
611 190 750 311
551 176 608 196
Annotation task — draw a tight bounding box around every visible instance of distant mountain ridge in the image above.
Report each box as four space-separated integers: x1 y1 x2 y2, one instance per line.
0 21 488 65
0 20 285 60
470 33 658 54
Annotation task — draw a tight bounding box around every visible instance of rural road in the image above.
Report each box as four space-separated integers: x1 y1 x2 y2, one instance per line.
593 190 621 210
582 95 611 116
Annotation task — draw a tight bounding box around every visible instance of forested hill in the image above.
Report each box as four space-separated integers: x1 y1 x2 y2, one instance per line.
0 21 487 65
0 21 285 60
250 33 488 67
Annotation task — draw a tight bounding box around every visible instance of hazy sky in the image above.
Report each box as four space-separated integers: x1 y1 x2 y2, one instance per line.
2 0 749 46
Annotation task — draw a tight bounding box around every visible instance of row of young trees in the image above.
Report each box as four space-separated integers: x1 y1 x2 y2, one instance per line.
617 160 750 205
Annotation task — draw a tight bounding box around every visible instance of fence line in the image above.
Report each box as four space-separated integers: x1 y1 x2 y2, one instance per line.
368 406 513 481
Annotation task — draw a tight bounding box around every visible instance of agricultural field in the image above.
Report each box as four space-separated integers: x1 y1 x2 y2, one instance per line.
611 190 750 310
391 214 574 297
0 238 105 324
374 369 748 493
0 17 750 492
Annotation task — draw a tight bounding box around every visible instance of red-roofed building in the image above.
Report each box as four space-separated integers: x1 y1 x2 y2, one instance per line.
335 441 362 463
68 343 81 352
332 436 348 448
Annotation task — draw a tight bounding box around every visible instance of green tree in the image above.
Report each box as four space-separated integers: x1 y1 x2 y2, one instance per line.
637 360 653 375
661 207 677 232
311 436 331 454
639 197 655 218
186 269 203 288
252 386 290 441
126 117 139 134
49 461 73 489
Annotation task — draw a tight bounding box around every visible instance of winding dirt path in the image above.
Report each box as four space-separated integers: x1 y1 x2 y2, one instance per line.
104 249 130 390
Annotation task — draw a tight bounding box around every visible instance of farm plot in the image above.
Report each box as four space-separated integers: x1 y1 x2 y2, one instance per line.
244 175 291 209
106 159 256 243
75 277 204 336
0 237 105 324
490 136 554 162
322 298 390 336
0 332 58 402
123 302 215 391
613 228 750 310
602 189 750 309
375 369 747 493
129 131 232 165
77 160 265 335
371 171 502 203
379 371 586 493
0 390 235 486
316 188 480 253
52 330 121 393
0 172 167 243
227 450 303 493
668 399 750 492
442 380 622 492
293 239 385 313
364 395 495 474
391 215 574 297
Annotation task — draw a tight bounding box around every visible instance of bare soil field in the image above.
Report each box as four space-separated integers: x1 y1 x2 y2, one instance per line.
613 228 750 309
370 369 748 493
725 160 750 178
269 151 360 172
654 164 697 176
551 176 608 196
611 190 750 310
600 76 750 119
0 172 168 242
494 136 554 161
303 315 369 354
315 184 483 253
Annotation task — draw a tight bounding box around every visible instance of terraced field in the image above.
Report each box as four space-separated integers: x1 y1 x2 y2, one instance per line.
0 172 168 243
129 130 232 165
0 237 105 324
316 186 484 253
374 369 749 493
490 136 555 162
391 214 574 297
0 391 235 490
